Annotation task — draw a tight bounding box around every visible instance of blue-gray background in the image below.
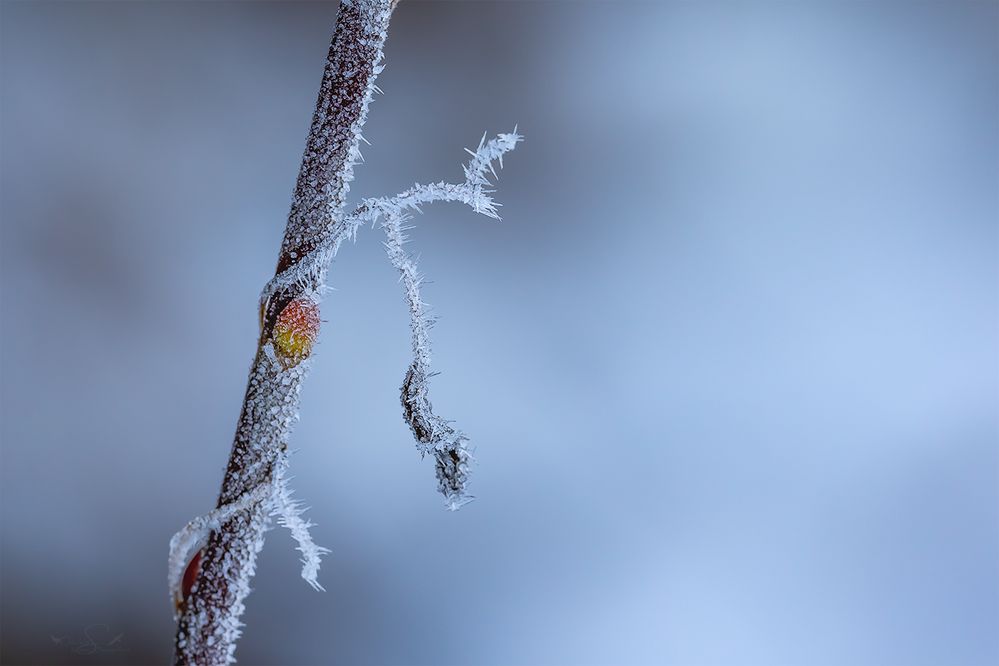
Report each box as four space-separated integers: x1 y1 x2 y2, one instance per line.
1 1 997 665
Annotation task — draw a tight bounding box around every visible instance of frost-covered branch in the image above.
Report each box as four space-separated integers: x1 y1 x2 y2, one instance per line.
259 131 521 308
169 1 521 663
172 3 393 664
352 129 522 226
271 465 330 592
257 131 520 509
375 132 521 509
168 480 272 612
168 453 329 614
384 210 474 510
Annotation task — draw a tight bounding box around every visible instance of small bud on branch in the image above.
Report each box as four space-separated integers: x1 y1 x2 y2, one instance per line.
273 298 321 368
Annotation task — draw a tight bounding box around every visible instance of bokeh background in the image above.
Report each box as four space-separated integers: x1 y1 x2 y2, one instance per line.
1 1 997 665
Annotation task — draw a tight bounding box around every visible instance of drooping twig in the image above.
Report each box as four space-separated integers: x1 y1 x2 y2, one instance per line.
370 132 521 509
169 2 521 663
258 131 522 509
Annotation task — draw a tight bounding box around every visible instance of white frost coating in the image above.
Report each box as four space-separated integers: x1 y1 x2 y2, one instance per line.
271 466 331 591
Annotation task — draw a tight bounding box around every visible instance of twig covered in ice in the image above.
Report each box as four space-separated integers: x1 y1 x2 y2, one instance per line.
172 3 394 664
261 127 523 510
349 129 522 226
168 481 273 613
167 454 330 614
169 1 522 662
384 210 474 510
373 132 521 509
259 132 522 314
271 466 330 591
258 131 521 509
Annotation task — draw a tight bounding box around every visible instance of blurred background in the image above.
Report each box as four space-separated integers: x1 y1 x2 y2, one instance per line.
1 1 997 664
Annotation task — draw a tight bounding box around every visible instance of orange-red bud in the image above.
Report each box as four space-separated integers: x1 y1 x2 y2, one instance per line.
272 298 320 367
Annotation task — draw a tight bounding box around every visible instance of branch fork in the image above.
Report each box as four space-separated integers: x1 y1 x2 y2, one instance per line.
168 2 521 663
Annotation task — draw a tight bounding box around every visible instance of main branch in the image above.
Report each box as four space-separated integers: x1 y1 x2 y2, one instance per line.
172 2 393 664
